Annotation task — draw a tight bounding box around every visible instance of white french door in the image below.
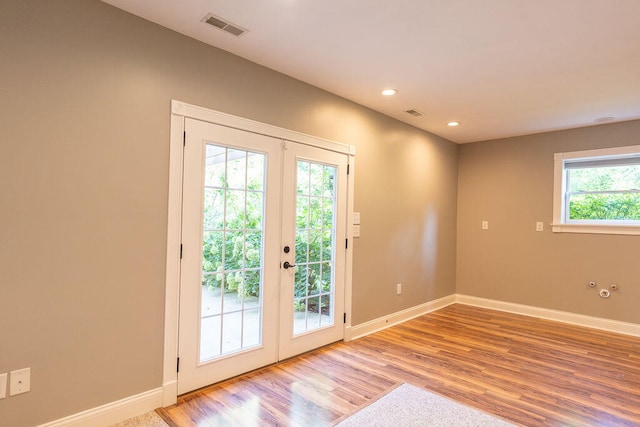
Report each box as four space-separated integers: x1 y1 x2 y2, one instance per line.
177 118 348 394
178 119 282 394
279 142 347 360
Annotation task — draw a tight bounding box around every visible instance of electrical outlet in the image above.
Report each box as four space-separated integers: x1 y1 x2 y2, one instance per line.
396 283 402 295
353 225 361 237
482 221 489 230
536 222 544 232
353 212 361 225
10 368 30 396
0 373 7 399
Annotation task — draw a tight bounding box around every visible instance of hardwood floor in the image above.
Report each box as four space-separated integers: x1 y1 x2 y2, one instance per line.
158 304 640 426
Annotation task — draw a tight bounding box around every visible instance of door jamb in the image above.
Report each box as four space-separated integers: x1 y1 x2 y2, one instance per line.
162 100 355 406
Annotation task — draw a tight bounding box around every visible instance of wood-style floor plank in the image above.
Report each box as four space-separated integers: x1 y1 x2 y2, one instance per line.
157 304 640 426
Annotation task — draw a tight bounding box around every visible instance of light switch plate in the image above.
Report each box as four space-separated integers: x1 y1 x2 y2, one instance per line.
0 373 7 399
353 212 361 225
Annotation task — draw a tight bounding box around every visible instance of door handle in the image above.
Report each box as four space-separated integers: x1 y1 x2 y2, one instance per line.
283 261 296 269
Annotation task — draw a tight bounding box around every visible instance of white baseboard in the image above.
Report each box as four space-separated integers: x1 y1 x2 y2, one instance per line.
456 294 640 337
345 293 640 342
345 294 456 341
39 387 163 427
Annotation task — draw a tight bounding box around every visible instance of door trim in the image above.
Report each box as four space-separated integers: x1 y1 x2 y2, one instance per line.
162 100 355 406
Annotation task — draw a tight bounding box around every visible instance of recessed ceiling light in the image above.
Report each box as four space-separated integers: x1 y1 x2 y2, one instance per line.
381 89 398 96
447 121 460 127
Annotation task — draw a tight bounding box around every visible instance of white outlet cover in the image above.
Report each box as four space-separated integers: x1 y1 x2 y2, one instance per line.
10 368 30 396
353 225 361 237
482 221 489 230
353 212 361 225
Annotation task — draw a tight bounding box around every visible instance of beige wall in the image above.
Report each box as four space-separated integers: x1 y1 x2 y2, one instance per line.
457 121 640 323
0 1 458 424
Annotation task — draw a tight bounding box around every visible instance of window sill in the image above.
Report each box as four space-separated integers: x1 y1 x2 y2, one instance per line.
551 223 640 235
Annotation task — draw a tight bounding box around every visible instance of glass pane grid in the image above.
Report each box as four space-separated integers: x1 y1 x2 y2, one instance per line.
293 161 337 335
200 144 266 362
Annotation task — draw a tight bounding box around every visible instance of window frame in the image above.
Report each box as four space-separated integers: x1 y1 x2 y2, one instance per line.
552 144 640 235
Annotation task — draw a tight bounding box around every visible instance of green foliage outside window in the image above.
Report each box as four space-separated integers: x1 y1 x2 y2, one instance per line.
569 193 640 220
202 151 265 298
293 161 335 315
201 151 336 308
568 165 640 220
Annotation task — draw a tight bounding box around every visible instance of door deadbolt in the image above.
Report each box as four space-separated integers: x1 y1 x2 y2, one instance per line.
283 246 290 253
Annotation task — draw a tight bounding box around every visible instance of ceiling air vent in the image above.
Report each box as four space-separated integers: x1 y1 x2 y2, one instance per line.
202 13 248 37
405 109 423 117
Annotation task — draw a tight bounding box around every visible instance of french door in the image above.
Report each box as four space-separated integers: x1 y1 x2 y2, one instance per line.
279 142 347 360
178 118 347 394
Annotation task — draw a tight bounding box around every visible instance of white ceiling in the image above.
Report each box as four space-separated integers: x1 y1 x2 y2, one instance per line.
101 0 640 143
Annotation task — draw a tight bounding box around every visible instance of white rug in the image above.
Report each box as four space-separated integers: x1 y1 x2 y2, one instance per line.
335 383 516 427
111 411 169 427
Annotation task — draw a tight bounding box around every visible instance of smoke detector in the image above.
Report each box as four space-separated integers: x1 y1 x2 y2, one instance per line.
202 13 248 37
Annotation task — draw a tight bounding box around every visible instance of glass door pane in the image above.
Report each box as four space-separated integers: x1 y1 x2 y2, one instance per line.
293 161 337 335
200 144 266 362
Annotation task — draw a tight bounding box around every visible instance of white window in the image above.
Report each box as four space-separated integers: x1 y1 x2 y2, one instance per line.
553 145 640 235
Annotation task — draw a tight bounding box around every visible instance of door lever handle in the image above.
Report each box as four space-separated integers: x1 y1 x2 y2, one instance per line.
283 261 296 269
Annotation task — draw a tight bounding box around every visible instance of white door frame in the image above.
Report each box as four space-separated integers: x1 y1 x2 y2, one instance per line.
161 100 355 406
